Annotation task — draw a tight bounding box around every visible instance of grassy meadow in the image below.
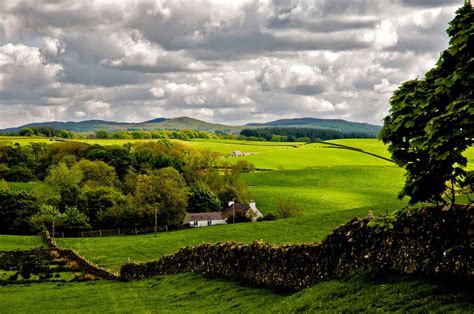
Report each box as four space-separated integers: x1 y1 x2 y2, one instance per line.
1 272 472 313
0 235 45 251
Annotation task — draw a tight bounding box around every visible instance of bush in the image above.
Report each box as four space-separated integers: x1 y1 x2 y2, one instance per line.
276 200 302 218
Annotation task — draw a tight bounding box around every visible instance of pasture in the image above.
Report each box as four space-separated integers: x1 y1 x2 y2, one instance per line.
1 271 472 313
0 235 45 251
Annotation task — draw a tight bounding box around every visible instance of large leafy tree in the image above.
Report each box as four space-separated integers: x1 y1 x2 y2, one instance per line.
134 167 188 227
187 184 221 213
380 1 473 205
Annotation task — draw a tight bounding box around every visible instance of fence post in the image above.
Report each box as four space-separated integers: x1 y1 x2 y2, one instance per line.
99 230 102 237
118 227 120 235
62 232 64 238
81 232 84 237
135 228 137 235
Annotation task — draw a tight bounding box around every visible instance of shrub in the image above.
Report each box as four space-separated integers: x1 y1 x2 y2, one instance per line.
276 200 302 218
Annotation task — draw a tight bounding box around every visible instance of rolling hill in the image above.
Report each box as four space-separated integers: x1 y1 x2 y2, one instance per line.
246 117 381 136
0 116 381 136
0 117 239 134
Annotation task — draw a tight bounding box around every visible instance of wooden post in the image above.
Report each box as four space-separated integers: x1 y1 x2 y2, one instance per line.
99 230 102 237
135 228 137 235
154 209 158 237
118 227 120 235
62 232 64 238
81 232 84 237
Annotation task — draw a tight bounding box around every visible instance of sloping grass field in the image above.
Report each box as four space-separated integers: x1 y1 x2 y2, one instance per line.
0 235 45 251
2 137 473 312
2 272 472 313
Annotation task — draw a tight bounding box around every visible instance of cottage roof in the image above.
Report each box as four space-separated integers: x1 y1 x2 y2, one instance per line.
222 204 251 219
188 212 224 221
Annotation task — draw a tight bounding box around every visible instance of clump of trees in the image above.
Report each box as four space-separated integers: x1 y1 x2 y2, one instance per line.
0 140 252 234
380 2 473 205
19 126 75 138
240 127 375 142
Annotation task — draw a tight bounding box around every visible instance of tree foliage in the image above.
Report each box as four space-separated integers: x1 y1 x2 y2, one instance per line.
134 167 188 226
187 184 221 213
380 2 473 205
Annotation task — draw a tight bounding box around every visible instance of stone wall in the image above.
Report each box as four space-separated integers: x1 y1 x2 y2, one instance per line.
120 205 473 290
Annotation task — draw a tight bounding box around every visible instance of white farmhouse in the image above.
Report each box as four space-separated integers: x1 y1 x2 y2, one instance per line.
222 201 263 222
184 212 227 227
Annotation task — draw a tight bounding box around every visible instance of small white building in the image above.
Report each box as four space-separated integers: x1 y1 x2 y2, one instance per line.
184 212 227 227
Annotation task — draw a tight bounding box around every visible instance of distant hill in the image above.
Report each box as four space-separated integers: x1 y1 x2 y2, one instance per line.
0 117 239 134
0 116 381 136
246 117 381 136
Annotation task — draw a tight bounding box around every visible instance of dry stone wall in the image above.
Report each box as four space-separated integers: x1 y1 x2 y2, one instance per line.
120 205 473 290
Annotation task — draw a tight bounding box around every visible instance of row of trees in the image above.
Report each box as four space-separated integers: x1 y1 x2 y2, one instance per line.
0 141 254 234
240 127 375 142
9 125 376 143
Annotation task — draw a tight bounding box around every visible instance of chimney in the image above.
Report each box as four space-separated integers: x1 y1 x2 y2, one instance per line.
228 201 235 207
249 200 257 211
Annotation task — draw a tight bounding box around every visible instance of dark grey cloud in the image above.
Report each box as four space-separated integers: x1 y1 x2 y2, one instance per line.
401 0 462 7
0 0 462 128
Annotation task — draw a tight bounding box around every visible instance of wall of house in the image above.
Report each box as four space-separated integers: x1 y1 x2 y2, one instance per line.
190 219 226 227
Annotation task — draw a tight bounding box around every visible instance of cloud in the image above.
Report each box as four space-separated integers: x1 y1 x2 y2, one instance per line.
0 0 462 128
0 43 63 98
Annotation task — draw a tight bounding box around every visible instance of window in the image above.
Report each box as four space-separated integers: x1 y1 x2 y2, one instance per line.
193 221 198 226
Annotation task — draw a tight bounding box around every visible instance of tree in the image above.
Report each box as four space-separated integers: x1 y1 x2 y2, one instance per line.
19 128 34 137
187 184 221 213
72 159 118 187
60 206 91 232
380 2 473 205
0 189 38 234
95 130 110 139
134 167 188 232
30 205 65 234
45 162 83 210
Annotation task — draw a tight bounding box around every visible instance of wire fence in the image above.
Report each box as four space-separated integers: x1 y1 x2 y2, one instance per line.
52 224 190 238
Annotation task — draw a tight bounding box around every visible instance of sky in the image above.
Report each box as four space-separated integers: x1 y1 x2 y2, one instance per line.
0 0 463 128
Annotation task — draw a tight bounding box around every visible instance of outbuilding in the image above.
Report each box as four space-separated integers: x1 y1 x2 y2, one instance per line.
184 212 227 227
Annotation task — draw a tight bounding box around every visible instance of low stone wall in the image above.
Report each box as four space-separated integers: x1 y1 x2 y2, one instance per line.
120 205 473 290
43 231 118 280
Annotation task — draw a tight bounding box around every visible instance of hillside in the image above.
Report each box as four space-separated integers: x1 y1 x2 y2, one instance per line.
246 117 381 136
0 116 381 136
0 117 239 134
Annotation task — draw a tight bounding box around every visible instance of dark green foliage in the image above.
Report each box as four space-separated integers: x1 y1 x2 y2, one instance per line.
60 207 91 232
121 205 473 291
380 3 474 204
0 140 251 233
241 127 375 141
0 189 38 234
18 126 74 138
187 185 221 213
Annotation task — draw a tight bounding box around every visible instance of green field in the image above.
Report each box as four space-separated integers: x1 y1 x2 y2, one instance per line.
0 235 45 251
1 272 471 313
2 137 473 312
